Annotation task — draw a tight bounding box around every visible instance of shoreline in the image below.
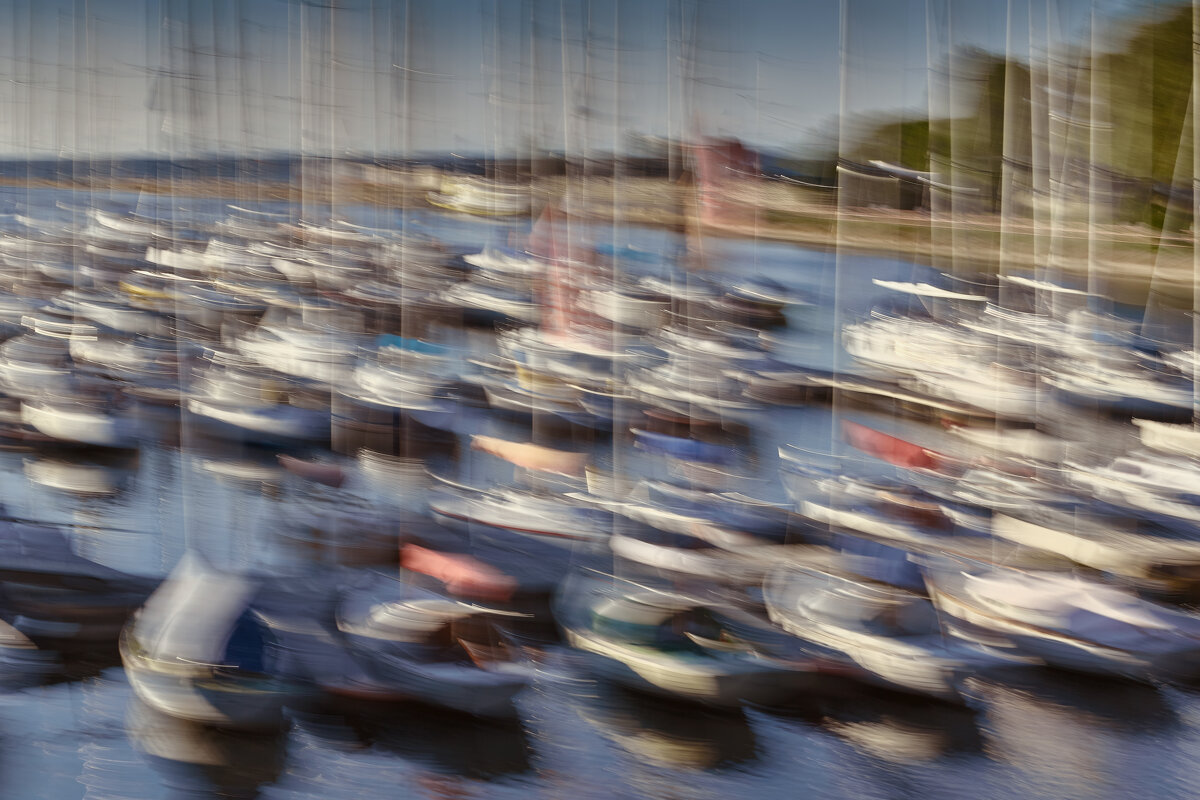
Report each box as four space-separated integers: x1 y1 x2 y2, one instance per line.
4 174 1193 307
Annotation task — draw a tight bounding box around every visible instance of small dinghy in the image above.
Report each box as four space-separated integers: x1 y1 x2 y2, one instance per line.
336 571 531 717
558 573 813 708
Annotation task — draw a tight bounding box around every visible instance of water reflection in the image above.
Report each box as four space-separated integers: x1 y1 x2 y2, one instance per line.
969 669 1180 799
23 450 137 497
125 697 289 799
818 691 983 764
969 667 1179 735
575 684 758 769
291 704 532 780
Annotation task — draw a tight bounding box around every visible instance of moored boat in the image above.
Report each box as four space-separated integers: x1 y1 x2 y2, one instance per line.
120 553 307 730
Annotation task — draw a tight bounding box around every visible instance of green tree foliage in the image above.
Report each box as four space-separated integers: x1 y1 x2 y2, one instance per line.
839 3 1193 225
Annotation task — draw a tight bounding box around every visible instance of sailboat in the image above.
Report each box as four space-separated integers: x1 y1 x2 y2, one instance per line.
120 553 307 730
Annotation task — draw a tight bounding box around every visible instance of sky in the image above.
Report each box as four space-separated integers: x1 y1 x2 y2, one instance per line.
0 0 1170 158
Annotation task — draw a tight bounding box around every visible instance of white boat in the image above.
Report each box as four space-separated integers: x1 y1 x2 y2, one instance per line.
186 353 332 443
1065 453 1200 523
764 564 1006 701
336 574 530 717
578 289 670 331
611 532 827 585
186 397 330 444
357 449 430 510
69 335 187 382
233 324 361 387
476 373 585 419
347 361 448 412
88 208 165 238
561 584 808 708
0 334 73 398
948 425 1069 463
120 553 304 730
799 498 946 550
463 247 543 278
427 180 530 217
657 325 768 363
55 290 168 336
1045 358 1194 415
1133 419 1200 459
21 399 138 448
843 315 989 378
990 512 1200 596
430 487 609 546
23 457 130 496
628 361 759 416
924 565 1200 682
1164 349 1200 376
441 282 541 324
870 279 989 303
899 364 1049 420
144 245 212 273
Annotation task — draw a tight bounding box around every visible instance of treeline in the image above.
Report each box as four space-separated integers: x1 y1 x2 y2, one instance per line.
833 2 1193 227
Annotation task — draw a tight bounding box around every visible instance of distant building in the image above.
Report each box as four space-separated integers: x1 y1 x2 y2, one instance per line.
690 138 761 227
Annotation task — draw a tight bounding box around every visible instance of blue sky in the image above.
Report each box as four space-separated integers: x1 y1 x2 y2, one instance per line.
0 0 1167 157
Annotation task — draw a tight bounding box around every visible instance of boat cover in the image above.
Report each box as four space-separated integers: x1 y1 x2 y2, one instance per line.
963 571 1200 652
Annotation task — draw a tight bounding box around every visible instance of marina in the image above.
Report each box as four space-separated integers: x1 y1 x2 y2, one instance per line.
0 0 1199 796
0 185 1189 798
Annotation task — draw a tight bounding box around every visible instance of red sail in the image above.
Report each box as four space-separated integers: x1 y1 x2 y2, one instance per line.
841 420 944 470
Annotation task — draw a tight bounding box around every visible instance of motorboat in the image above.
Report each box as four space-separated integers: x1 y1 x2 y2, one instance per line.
53 289 169 336
632 429 737 465
0 331 75 399
1045 354 1194 418
440 281 541 326
578 287 670 331
0 519 156 654
23 455 135 496
641 480 793 540
429 486 609 548
357 450 431 511
463 246 543 279
843 314 989 379
899 363 1050 421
